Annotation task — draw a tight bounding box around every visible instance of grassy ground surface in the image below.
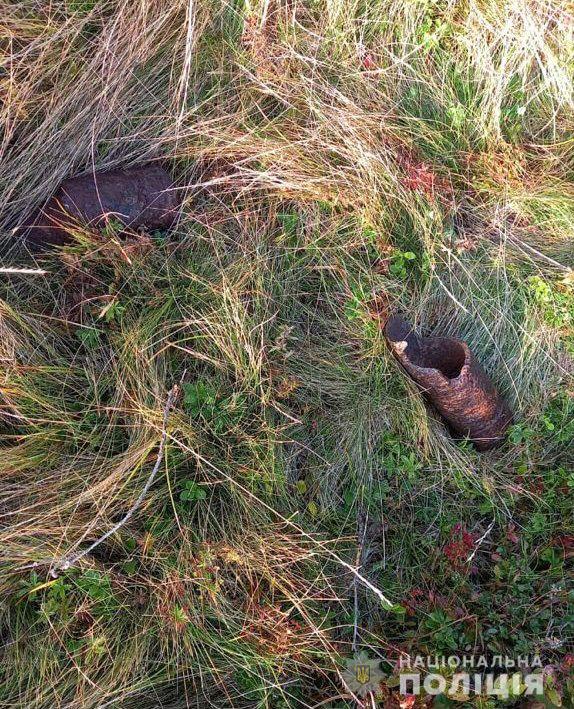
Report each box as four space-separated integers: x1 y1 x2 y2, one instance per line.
1 1 573 707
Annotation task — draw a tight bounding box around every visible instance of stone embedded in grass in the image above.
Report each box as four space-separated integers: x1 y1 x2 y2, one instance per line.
384 315 513 451
20 164 181 248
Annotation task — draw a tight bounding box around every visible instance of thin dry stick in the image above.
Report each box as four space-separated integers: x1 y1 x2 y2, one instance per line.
49 374 185 578
352 508 368 653
0 267 48 275
162 428 395 609
467 518 496 563
310 695 354 708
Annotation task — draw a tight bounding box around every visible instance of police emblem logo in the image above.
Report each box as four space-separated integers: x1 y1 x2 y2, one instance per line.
355 663 370 685
342 651 384 697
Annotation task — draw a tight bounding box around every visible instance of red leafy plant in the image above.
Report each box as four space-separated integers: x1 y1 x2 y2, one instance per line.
443 523 477 572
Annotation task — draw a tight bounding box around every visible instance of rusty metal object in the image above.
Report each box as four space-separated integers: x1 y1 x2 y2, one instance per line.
385 316 512 451
20 164 180 248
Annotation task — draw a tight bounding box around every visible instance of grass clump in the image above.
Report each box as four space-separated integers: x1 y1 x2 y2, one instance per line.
1 0 573 707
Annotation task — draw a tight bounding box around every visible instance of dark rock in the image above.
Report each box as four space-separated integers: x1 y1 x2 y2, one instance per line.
20 164 181 248
385 316 513 451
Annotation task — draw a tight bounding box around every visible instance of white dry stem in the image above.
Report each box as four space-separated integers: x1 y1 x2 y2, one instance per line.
49 373 185 578
467 519 496 563
162 429 395 610
0 267 48 275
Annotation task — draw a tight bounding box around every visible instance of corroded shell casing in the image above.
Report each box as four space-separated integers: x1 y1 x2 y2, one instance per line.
20 164 180 247
385 316 513 451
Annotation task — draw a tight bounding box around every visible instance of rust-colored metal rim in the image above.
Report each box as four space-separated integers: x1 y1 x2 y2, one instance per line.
385 315 513 451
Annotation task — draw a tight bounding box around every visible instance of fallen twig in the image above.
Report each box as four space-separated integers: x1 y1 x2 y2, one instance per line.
0 267 48 275
467 518 496 563
49 372 185 577
352 508 368 653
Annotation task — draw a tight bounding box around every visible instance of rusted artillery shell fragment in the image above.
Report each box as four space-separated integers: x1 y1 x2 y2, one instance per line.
385 316 512 451
20 164 180 248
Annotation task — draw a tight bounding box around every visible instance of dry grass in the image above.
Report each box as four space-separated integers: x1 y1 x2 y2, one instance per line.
1 1 573 707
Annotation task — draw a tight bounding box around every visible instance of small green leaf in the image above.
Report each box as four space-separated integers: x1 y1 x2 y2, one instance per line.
76 327 102 349
179 480 207 503
183 381 217 416
122 560 138 575
104 300 126 323
307 501 318 518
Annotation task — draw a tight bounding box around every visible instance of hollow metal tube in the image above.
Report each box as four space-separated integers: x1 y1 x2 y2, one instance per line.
19 164 181 248
385 316 513 451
